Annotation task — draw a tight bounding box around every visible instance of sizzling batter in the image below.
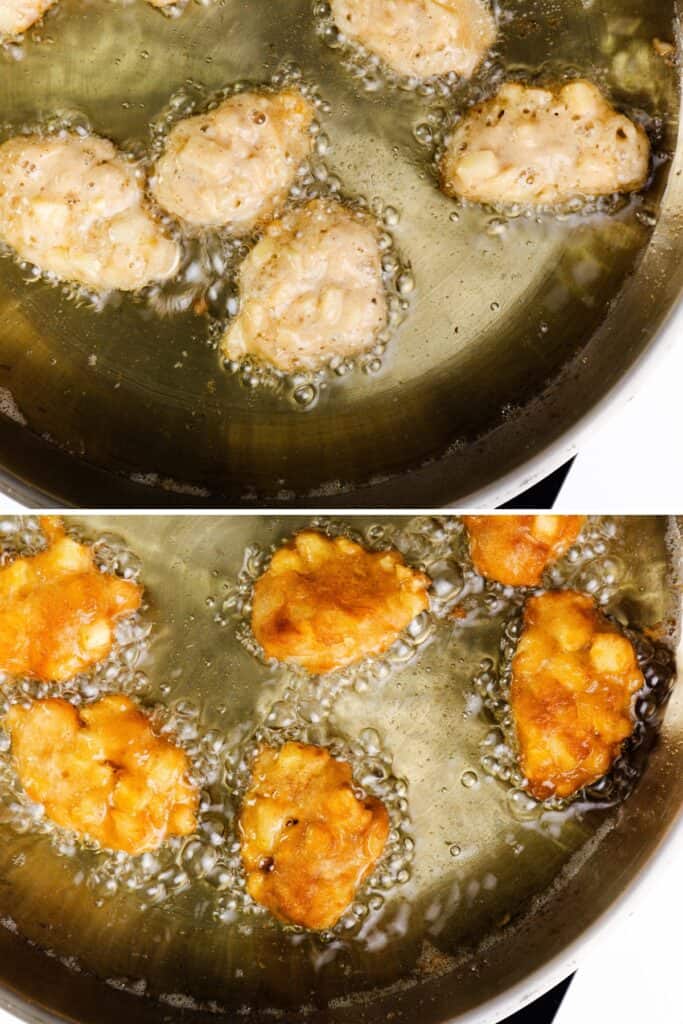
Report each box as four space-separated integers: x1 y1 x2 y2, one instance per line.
151 90 314 233
251 530 431 674
221 198 387 373
0 133 181 291
463 515 585 587
0 517 141 683
329 0 496 80
5 694 198 854
239 741 389 929
511 590 643 799
0 0 57 38
440 80 650 206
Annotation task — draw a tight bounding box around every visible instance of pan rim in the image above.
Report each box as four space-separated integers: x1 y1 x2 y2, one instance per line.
0 796 679 1024
0 284 680 510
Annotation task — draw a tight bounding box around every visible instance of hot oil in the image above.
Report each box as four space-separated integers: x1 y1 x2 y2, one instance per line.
0 515 677 1013
0 0 677 496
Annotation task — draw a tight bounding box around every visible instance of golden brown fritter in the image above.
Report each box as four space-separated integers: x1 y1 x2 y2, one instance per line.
251 530 431 674
239 741 389 929
0 517 142 682
511 590 643 799
463 515 585 587
5 694 198 854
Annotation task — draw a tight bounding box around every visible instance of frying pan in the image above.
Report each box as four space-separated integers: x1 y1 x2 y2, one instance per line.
0 514 679 1024
0 0 680 507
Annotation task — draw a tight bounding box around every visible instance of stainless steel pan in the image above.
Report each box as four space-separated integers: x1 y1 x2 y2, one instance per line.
0 514 679 1023
0 0 680 506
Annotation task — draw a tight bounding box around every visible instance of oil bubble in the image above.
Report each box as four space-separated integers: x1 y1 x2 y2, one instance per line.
292 383 318 410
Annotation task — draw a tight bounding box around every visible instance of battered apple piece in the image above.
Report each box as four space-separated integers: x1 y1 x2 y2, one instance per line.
329 0 496 80
463 515 585 587
0 516 141 682
0 0 57 39
251 530 431 674
221 198 388 373
5 694 198 854
440 80 650 206
0 133 181 291
240 741 389 929
151 90 314 233
511 590 644 799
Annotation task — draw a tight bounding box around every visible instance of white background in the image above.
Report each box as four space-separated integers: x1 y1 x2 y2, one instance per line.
554 819 682 1024
555 314 682 510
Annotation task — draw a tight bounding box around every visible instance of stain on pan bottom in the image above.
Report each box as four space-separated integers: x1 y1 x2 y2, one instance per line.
0 0 680 504
0 515 678 1021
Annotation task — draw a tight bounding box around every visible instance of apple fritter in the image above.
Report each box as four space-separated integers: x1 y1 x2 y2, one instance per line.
511 590 643 799
221 198 387 373
0 134 180 292
0 517 142 682
463 515 585 587
440 80 650 207
329 0 496 81
239 741 389 929
151 89 314 233
251 530 431 674
5 694 198 854
0 0 57 38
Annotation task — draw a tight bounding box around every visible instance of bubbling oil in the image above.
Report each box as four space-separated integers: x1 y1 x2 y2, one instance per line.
211 514 468 697
0 515 677 1013
426 62 664 223
466 515 678 815
0 63 414 412
216 706 415 940
312 0 501 99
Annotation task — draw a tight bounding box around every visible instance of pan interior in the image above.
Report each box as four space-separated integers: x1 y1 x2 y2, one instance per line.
0 515 679 1022
0 0 679 504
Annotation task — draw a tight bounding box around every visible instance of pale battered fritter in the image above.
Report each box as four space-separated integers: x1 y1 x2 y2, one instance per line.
5 694 198 854
441 80 650 206
0 0 57 37
0 133 181 291
151 90 314 232
463 515 585 587
511 590 643 799
239 741 389 929
0 516 141 682
221 198 387 373
251 530 431 674
329 0 496 80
